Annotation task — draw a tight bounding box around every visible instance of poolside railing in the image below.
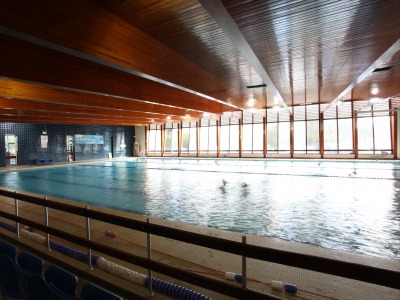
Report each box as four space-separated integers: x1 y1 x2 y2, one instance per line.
0 188 399 299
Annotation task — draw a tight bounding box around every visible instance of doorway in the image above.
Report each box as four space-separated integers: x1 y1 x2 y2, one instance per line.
66 135 75 161
5 134 18 166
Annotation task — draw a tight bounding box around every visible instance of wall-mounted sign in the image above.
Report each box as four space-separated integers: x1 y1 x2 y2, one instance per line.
75 134 104 145
40 135 48 148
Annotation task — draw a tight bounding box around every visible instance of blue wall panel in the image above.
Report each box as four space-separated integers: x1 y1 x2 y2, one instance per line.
0 123 134 167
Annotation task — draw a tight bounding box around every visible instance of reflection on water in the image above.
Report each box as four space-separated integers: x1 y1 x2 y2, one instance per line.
0 159 399 259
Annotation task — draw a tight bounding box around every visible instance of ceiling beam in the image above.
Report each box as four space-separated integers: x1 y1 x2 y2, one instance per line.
323 39 400 112
199 0 290 112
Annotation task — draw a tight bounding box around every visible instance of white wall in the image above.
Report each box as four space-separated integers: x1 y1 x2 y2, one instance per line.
135 126 146 155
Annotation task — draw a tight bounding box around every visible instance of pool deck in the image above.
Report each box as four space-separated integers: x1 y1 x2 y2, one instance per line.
0 160 399 300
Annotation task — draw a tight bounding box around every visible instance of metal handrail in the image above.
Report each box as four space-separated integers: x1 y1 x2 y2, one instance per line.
0 188 399 292
0 209 278 300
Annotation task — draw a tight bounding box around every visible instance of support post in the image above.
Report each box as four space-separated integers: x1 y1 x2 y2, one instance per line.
147 218 154 298
86 205 93 270
242 235 247 289
44 197 51 251
14 191 20 238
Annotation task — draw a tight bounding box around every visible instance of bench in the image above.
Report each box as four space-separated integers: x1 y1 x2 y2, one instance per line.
35 158 55 165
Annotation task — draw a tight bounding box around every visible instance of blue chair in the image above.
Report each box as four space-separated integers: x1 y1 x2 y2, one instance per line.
80 283 123 300
13 260 51 300
0 241 23 299
0 241 18 259
0 255 24 299
45 265 78 297
48 282 81 300
17 251 44 275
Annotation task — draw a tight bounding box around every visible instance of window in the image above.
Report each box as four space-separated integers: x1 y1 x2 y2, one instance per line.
374 116 391 151
148 125 162 154
324 119 337 152
267 123 277 152
338 119 353 153
164 123 178 154
242 112 264 154
358 117 373 153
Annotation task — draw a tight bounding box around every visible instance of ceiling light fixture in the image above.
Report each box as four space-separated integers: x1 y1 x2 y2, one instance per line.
336 99 344 106
370 84 379 95
373 66 392 72
247 98 255 107
369 97 381 104
246 83 267 89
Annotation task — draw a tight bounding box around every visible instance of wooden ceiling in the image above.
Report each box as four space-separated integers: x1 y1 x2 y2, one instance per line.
0 0 399 126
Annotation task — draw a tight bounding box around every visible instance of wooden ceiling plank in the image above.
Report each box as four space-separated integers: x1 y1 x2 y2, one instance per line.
0 0 248 110
323 39 400 112
0 98 185 122
0 34 237 115
0 78 208 121
0 115 149 126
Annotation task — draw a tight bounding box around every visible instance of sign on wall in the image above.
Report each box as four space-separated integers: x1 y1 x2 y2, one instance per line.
40 135 48 148
75 135 104 145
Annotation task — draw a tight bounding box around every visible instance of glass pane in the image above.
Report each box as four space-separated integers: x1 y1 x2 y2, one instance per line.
324 119 337 150
253 123 264 151
242 124 253 151
199 126 209 151
181 128 190 153
220 126 229 151
338 118 353 151
294 121 306 151
209 126 217 152
307 120 319 150
164 129 172 153
171 128 179 153
374 116 391 150
358 117 373 151
189 127 197 152
267 123 277 151
278 122 290 151
230 125 239 151
148 130 157 152
294 105 305 121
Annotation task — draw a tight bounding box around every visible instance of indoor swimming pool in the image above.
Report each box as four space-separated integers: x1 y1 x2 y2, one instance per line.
0 158 399 259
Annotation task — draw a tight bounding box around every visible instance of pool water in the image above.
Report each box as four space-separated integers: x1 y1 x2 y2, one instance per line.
1 158 399 259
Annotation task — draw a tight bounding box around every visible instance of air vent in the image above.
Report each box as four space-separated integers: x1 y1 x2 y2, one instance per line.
373 66 392 72
246 84 267 88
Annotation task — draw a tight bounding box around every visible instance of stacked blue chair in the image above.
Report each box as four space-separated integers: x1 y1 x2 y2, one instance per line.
0 241 18 258
0 241 23 299
80 283 123 300
13 263 51 300
14 251 51 300
48 282 82 300
45 265 80 299
17 251 44 275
